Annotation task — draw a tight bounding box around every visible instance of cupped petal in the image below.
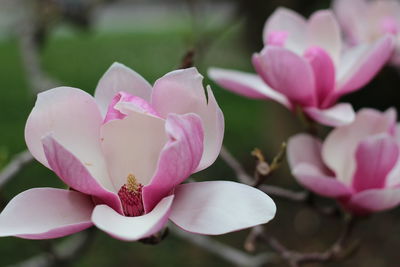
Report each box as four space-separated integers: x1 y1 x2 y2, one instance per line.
94 62 152 116
307 10 342 64
304 103 355 127
287 134 327 172
0 188 93 239
336 35 394 96
104 91 159 123
263 7 307 53
322 108 394 186
303 46 335 105
25 87 112 191
352 134 399 192
252 47 316 106
207 67 291 109
92 195 174 241
142 113 204 212
347 187 400 214
292 164 352 198
151 67 224 171
169 181 276 235
42 135 122 213
100 111 167 190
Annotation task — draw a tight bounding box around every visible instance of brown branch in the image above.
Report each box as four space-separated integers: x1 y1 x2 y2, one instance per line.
260 216 357 267
219 145 307 201
170 225 277 267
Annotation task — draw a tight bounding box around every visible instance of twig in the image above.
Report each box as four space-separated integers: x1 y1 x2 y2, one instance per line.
0 150 33 188
15 0 58 94
261 216 357 267
219 145 307 200
170 225 277 267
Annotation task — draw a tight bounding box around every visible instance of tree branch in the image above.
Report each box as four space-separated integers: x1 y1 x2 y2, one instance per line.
219 145 307 201
170 225 277 267
0 150 33 188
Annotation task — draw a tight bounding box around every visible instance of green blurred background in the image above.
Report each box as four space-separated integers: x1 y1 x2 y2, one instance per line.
0 0 400 266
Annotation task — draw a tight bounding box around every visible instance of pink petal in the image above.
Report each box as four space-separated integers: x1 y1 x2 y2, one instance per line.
104 91 159 123
336 35 394 96
263 7 307 53
352 134 399 192
307 10 342 64
207 67 291 109
292 164 352 198
169 181 276 235
0 188 93 239
91 195 174 241
322 108 395 186
287 134 327 173
151 68 224 171
303 46 335 105
25 87 113 191
347 187 400 214
332 0 368 44
42 135 122 213
252 47 316 106
142 113 204 212
100 111 167 190
94 62 152 117
304 103 355 127
266 31 288 47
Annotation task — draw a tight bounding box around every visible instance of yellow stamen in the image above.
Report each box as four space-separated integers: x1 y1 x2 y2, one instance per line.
126 174 140 192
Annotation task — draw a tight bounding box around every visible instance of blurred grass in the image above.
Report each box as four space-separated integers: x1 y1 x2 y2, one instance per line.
0 25 282 266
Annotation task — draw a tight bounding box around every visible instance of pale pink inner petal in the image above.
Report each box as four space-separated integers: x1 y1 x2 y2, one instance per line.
151 68 224 171
100 111 167 190
287 134 328 173
104 91 159 123
307 10 342 65
94 62 152 117
170 181 276 235
143 113 204 212
92 195 174 241
322 109 395 186
263 7 308 54
25 87 113 191
0 188 93 239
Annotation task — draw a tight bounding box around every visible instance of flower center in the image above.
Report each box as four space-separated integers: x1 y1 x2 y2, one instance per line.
117 174 144 217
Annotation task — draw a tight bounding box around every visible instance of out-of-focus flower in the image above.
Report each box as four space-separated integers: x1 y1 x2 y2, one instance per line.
334 0 400 65
288 108 400 215
0 63 276 240
209 8 394 127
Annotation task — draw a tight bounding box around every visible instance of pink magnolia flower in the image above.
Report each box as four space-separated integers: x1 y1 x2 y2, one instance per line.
209 8 394 127
334 0 400 65
0 63 276 240
288 108 400 215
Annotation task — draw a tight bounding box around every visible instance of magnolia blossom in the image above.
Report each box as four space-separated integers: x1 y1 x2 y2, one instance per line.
288 108 400 215
209 8 394 127
0 63 276 240
334 0 400 65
